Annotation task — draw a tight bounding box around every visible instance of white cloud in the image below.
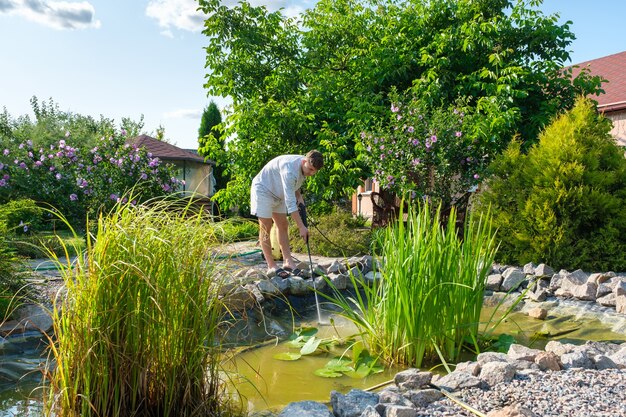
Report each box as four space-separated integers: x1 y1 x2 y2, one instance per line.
0 0 100 30
145 0 206 33
163 108 202 119
145 0 312 34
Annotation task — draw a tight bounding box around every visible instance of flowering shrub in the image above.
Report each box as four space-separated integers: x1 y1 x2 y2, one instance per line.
0 130 183 229
361 92 492 207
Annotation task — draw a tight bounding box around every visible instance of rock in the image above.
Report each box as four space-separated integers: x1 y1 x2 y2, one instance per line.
384 405 418 417
394 369 432 390
279 401 332 417
507 344 542 361
560 351 594 369
616 294 626 314
328 273 349 290
596 282 613 298
609 346 626 368
435 371 482 391
571 282 597 301
544 340 576 357
522 262 537 275
592 355 619 370
480 361 515 387
486 403 539 417
534 264 554 278
527 307 547 320
364 270 383 284
534 351 561 371
330 389 378 417
360 405 381 417
588 271 615 285
486 274 503 291
596 293 616 307
378 389 414 407
477 352 508 364
454 361 481 376
404 389 443 408
501 267 526 292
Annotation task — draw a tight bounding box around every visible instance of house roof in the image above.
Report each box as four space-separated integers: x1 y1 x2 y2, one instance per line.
128 135 215 165
571 50 626 112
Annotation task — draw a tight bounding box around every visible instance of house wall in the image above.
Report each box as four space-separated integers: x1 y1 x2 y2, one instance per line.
174 161 214 196
605 110 626 147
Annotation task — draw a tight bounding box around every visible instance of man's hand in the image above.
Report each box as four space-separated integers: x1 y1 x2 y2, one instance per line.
299 224 309 243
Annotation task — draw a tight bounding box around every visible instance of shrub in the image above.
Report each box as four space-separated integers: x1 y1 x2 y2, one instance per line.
289 207 372 257
0 198 45 234
474 98 626 271
0 237 26 320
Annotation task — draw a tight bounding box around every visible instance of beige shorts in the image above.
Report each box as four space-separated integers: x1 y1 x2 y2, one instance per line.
250 183 286 218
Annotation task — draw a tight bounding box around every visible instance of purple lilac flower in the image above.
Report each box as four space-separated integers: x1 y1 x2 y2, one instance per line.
412 139 419 146
121 129 127 136
407 126 414 133
19 162 26 169
140 173 148 180
455 131 462 137
70 194 78 201
110 193 118 200
162 184 171 192
430 135 437 143
473 174 480 179
64 131 70 138
35 161 42 167
360 131 366 139
0 163 3 170
19 143 24 149
391 104 399 113
28 151 33 158
412 158 421 166
56 173 62 180
27 140 32 146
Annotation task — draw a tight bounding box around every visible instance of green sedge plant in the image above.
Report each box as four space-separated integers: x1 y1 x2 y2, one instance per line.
323 201 497 368
42 197 242 417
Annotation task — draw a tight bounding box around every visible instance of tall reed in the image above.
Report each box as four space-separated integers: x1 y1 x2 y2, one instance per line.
44 198 238 417
328 201 497 368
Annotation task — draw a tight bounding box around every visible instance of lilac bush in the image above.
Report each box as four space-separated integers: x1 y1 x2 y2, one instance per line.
0 130 183 229
361 93 492 207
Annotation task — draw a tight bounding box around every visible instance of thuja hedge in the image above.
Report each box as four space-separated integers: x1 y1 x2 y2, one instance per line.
474 98 626 271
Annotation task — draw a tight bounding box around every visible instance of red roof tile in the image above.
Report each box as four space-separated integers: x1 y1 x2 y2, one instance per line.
128 135 214 165
571 50 626 112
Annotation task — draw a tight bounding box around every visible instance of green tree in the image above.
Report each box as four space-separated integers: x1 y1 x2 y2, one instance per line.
475 99 626 271
198 0 604 212
198 101 228 192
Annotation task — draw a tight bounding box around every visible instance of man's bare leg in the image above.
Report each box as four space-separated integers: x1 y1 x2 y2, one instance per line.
258 217 277 270
272 213 298 270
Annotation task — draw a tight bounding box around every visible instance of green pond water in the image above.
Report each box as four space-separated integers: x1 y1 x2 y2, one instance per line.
1 305 625 416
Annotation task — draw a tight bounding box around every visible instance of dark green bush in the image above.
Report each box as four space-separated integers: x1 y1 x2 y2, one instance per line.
0 198 45 234
0 237 26 320
289 207 372 257
474 98 626 271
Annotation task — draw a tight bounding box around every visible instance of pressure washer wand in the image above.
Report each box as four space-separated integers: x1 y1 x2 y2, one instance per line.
299 203 323 324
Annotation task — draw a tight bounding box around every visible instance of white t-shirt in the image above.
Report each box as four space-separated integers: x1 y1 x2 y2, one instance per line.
252 155 305 214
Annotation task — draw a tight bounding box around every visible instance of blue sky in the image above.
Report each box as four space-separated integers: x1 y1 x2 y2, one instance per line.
1 0 624 150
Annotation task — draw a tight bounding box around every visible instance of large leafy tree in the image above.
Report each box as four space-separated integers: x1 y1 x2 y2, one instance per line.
198 101 228 191
198 0 604 212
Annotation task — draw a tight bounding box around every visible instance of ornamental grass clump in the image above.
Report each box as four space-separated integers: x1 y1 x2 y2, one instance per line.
328 202 497 368
44 198 239 417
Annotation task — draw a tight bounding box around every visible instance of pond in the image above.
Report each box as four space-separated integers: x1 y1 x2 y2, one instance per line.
2 300 625 416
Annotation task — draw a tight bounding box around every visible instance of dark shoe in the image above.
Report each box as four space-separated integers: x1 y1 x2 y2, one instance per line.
269 267 291 279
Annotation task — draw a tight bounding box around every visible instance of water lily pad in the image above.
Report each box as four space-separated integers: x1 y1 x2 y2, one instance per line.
273 352 302 361
300 336 322 355
313 368 344 378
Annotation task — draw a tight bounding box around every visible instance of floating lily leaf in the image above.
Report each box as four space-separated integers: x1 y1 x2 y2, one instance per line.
287 336 307 349
343 363 372 378
324 358 353 373
300 336 322 355
273 352 302 361
313 368 343 378
298 327 319 337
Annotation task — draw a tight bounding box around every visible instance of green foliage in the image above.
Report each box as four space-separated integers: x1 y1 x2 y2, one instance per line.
289 207 372 257
0 198 45 234
362 92 488 206
214 217 259 242
7 231 86 259
322 202 498 367
0 236 26 320
0 130 183 229
198 0 604 211
474 98 626 271
198 101 229 192
44 199 240 417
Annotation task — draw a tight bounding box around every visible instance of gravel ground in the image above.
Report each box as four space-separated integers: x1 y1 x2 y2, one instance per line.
413 368 626 417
